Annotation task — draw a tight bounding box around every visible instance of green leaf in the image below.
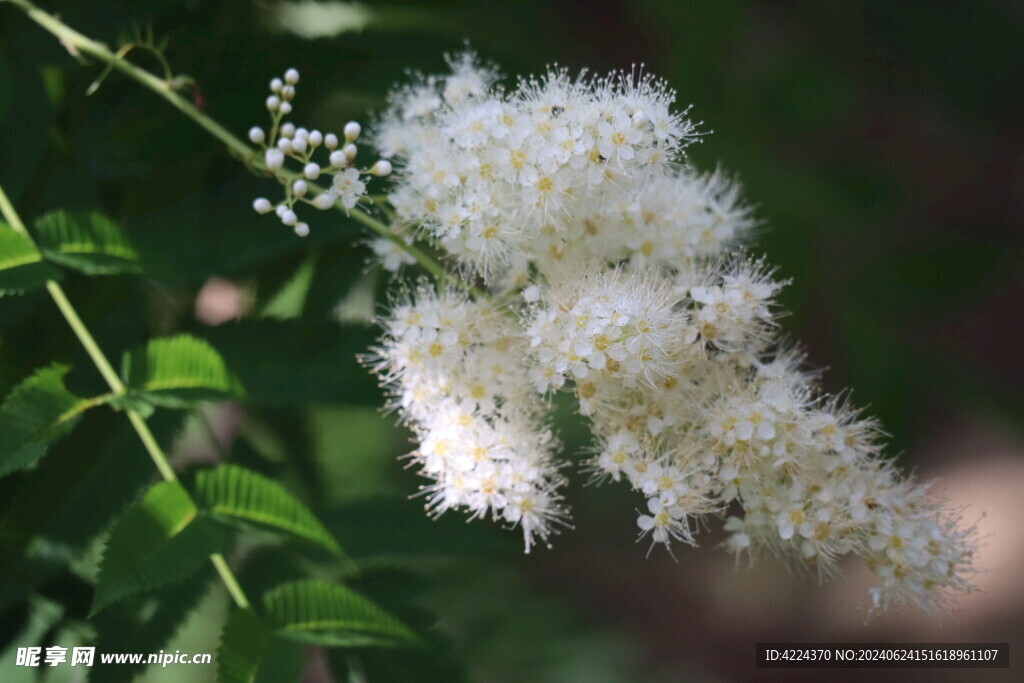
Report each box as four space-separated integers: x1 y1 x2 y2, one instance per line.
0 220 59 295
195 465 343 556
91 574 212 683
34 210 140 275
217 608 272 683
0 364 88 477
262 579 419 648
217 607 304 683
92 481 228 614
122 334 245 408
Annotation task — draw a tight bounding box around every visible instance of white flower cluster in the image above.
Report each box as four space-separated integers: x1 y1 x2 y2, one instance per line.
248 68 392 236
368 54 978 611
367 286 567 552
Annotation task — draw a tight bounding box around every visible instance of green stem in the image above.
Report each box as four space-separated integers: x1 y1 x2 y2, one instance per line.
5 0 479 297
3 0 251 159
0 181 250 609
45 282 127 395
210 552 250 609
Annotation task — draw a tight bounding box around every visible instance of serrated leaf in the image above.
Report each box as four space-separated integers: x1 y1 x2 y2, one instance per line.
0 364 89 476
217 609 302 683
0 220 59 295
263 579 419 648
195 465 342 556
217 608 272 683
34 210 140 275
90 574 211 683
122 334 244 408
92 481 227 614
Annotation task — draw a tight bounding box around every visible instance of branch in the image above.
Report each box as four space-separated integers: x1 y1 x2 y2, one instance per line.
0 180 250 610
4 0 480 297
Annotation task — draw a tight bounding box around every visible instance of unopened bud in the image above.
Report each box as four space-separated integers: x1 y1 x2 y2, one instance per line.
265 148 285 171
313 193 335 210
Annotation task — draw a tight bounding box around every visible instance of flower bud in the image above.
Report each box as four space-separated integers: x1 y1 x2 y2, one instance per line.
252 197 273 214
269 77 283 93
303 162 321 180
265 148 285 171
294 222 310 237
309 130 323 147
281 123 296 137
265 95 281 111
284 68 300 85
344 121 361 142
324 133 339 150
281 209 298 226
291 137 308 154
329 150 347 168
277 137 293 153
343 143 358 161
292 180 308 197
248 126 265 144
279 102 292 115
370 160 393 177
313 193 335 210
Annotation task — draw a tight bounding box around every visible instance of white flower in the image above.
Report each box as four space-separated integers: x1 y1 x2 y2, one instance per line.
360 55 978 613
333 168 366 209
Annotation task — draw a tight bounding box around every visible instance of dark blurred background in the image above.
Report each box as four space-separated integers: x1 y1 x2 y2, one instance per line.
1 1 1021 681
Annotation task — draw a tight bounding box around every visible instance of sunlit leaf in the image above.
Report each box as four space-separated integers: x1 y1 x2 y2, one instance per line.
0 220 58 295
195 465 342 556
122 334 245 408
92 481 227 614
0 364 89 477
34 210 140 275
263 579 419 648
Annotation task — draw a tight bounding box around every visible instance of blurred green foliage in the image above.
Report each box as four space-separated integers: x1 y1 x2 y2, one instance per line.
0 0 1020 681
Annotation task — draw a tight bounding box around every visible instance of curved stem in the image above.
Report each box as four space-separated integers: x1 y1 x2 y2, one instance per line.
0 180 250 609
5 0 478 297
